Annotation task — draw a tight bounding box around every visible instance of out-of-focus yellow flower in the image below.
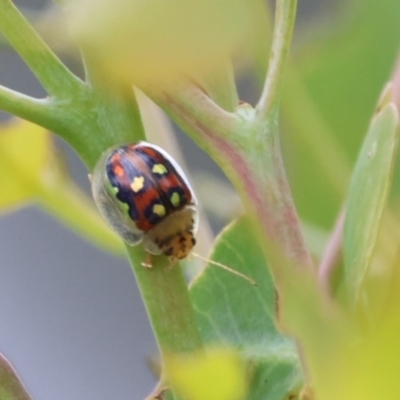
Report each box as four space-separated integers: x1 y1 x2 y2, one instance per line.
68 0 255 85
0 118 51 211
0 118 124 253
166 347 247 400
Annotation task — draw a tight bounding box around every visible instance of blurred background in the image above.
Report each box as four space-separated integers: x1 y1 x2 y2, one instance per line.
1 0 399 399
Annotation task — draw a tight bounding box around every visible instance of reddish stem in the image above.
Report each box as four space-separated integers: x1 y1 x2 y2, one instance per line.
318 210 345 294
159 87 313 271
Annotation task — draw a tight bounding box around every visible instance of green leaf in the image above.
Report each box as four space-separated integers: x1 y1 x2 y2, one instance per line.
343 102 399 304
0 353 32 400
189 218 304 400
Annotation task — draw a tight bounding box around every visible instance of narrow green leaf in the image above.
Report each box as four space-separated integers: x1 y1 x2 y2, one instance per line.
344 103 399 303
189 218 304 400
0 353 32 400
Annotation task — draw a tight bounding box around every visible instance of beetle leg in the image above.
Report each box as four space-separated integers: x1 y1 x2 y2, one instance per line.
141 253 153 268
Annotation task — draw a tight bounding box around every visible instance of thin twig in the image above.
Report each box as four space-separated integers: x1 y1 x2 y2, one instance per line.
0 0 83 97
0 84 58 128
255 0 297 121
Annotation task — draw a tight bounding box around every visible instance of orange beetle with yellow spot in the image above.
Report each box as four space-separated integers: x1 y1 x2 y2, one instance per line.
91 142 198 263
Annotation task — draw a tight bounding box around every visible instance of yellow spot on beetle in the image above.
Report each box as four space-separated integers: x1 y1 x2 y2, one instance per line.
152 164 168 175
170 192 180 207
153 204 166 217
131 176 145 192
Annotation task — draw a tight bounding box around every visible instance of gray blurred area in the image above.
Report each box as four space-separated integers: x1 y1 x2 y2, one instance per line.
0 209 156 399
0 0 325 399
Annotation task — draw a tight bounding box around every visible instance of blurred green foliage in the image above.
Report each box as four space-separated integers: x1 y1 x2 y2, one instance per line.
282 0 400 228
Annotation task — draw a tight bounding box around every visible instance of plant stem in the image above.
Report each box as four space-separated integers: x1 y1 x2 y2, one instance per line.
0 0 83 97
148 0 303 272
79 54 205 383
318 210 345 295
0 3 204 396
256 0 297 121
148 82 238 145
256 118 314 270
0 86 58 128
126 247 204 359
154 84 313 273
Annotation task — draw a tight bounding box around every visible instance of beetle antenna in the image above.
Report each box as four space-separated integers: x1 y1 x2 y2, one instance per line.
191 252 257 286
